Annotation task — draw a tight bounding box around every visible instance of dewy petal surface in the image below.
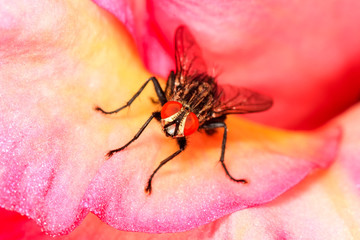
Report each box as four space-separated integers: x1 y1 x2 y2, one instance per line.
3 105 360 239
0 0 340 236
82 120 340 233
93 0 360 130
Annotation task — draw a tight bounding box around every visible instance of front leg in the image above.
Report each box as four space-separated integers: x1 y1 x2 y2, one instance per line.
95 76 167 114
200 122 247 184
107 112 161 158
145 137 187 194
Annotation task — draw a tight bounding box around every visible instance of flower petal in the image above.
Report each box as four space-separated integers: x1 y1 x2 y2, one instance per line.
70 105 360 237
93 0 360 129
0 0 147 235
82 119 340 233
332 103 360 190
0 208 56 240
0 0 340 236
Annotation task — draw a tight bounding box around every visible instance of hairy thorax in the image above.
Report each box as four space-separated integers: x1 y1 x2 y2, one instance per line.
169 77 218 124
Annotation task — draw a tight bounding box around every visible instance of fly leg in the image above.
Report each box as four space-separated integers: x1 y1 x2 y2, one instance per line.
95 76 167 114
145 137 187 194
106 112 161 158
200 122 247 184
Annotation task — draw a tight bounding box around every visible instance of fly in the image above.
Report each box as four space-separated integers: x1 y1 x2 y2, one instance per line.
95 26 273 194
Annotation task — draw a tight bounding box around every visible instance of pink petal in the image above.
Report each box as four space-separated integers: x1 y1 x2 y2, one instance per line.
333 103 360 189
1 109 351 239
223 104 360 239
4 146 360 240
0 0 340 236
93 0 360 129
82 123 340 233
0 208 56 240
3 96 360 239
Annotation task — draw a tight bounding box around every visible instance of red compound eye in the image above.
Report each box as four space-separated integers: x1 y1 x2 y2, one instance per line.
161 101 182 119
184 112 199 136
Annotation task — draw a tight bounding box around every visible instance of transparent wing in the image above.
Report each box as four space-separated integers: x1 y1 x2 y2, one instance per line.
174 25 207 82
213 84 273 115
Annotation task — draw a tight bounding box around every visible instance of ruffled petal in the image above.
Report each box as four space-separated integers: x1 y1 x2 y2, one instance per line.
82 119 339 233
0 0 340 236
3 105 354 239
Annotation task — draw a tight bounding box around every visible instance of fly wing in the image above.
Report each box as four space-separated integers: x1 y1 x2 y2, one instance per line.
213 84 273 116
174 26 208 83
